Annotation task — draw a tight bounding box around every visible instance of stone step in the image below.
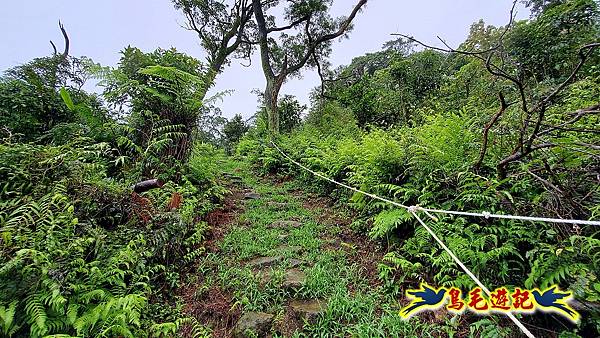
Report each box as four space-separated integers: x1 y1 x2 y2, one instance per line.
243 192 261 200
288 259 303 268
246 256 282 269
289 299 327 324
269 220 302 229
282 268 306 289
233 312 274 338
257 264 305 286
257 270 274 284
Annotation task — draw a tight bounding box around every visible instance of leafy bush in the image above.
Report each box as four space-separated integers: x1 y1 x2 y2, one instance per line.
0 132 222 336
239 98 600 334
186 142 223 188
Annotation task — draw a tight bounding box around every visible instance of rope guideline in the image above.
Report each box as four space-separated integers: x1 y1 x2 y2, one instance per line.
269 141 600 338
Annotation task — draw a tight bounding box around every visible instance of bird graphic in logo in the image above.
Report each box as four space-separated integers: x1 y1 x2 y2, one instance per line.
532 286 579 322
400 284 447 318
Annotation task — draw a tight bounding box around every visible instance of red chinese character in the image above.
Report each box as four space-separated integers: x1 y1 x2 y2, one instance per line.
490 288 511 311
512 288 534 310
446 288 465 312
468 288 489 311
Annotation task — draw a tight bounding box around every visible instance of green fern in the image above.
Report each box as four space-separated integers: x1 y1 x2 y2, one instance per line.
370 208 412 239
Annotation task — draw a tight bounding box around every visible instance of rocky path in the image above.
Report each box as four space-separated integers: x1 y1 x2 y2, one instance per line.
179 160 446 337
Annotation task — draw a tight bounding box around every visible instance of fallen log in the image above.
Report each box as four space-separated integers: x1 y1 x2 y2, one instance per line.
132 179 163 194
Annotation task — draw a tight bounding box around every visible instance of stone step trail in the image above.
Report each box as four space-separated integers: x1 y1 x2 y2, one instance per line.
234 213 327 337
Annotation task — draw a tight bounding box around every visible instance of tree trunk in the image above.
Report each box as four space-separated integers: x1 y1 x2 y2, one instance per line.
265 77 283 134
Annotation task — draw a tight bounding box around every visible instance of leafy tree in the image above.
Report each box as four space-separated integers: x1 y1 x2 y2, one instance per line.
523 0 570 14
0 72 71 140
335 75 378 127
509 0 600 82
222 113 249 153
278 94 306 133
0 24 106 141
196 104 227 146
326 48 446 128
252 0 368 133
173 0 255 99
377 50 446 126
331 43 408 84
323 47 401 127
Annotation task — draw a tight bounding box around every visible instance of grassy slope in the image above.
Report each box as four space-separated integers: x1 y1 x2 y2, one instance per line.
179 158 484 337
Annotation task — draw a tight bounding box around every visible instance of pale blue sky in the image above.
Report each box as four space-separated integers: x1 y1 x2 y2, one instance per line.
0 1 528 119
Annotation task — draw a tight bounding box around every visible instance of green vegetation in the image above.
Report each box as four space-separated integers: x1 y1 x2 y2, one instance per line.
196 165 452 337
1 0 599 337
237 0 600 336
0 38 226 336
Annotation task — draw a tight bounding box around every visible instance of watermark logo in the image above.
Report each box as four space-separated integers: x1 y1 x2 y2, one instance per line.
400 283 579 323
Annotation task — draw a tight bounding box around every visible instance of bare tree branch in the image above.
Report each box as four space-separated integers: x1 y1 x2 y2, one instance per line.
49 21 70 60
530 43 600 113
474 92 511 170
390 0 517 57
267 14 311 33
50 40 58 55
527 170 564 194
497 143 556 179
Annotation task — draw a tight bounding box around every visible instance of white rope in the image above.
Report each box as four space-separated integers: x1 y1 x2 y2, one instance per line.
417 207 600 226
411 211 535 338
271 141 600 227
270 141 539 337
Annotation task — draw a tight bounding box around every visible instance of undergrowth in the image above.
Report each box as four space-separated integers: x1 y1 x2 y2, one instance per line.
0 138 225 337
238 99 600 336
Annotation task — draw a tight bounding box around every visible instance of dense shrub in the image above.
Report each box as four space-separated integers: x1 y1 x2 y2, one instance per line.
0 132 224 337
239 97 600 334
